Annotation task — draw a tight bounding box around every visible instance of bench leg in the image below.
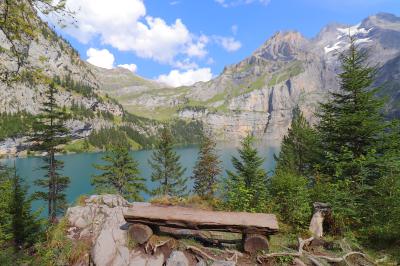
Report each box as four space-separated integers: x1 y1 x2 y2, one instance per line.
243 233 269 254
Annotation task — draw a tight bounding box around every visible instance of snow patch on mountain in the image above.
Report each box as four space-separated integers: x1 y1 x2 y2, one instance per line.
324 41 342 54
337 23 372 36
355 37 372 44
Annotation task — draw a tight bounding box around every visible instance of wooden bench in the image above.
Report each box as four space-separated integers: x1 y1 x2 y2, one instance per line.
123 204 279 253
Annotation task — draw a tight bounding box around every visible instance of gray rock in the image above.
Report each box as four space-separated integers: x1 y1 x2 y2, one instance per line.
196 259 207 266
65 194 161 266
129 250 165 266
166 251 189 266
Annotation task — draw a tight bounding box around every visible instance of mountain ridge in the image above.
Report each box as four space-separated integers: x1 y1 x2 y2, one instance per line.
103 12 400 144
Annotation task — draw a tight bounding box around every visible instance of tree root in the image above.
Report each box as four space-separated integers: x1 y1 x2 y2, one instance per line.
145 238 172 254
226 249 244 263
257 236 374 266
186 245 220 262
257 236 313 263
311 251 373 264
186 245 245 264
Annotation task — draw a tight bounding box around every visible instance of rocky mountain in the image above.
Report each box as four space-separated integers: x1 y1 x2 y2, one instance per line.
2 10 399 154
0 5 202 156
107 13 400 145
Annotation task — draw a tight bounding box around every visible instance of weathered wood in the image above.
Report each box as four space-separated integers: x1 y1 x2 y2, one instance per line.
158 226 241 245
309 202 331 237
129 223 153 244
243 234 269 254
123 204 279 235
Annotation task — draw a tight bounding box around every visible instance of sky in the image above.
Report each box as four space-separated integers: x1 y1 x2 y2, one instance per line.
51 0 400 87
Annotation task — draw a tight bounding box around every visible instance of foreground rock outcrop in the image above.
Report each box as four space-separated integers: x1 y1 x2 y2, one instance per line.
66 195 244 266
67 195 164 266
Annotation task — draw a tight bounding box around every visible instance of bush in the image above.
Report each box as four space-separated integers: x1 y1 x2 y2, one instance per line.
33 219 91 265
150 195 221 211
363 174 400 245
311 179 359 234
269 172 311 230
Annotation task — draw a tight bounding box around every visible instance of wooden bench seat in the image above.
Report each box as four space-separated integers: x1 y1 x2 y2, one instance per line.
123 204 279 235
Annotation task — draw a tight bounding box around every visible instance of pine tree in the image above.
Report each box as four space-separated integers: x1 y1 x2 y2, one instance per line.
0 166 13 247
10 165 43 249
30 82 70 222
0 163 42 255
317 37 387 185
149 126 187 197
275 106 320 178
92 145 147 201
191 134 221 198
315 37 399 233
223 134 268 212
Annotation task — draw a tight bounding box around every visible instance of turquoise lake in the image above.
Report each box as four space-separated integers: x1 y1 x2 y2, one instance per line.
1 145 279 211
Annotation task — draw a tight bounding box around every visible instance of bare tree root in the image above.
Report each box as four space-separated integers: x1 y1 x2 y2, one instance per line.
307 256 324 266
226 249 244 263
257 236 313 263
145 238 173 254
186 245 220 262
311 251 374 264
257 236 374 266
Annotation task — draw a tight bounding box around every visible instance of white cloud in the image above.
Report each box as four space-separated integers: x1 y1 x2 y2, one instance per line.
186 35 209 58
206 57 215 65
86 48 115 69
216 0 271 7
60 0 207 65
231 25 238 35
173 59 199 70
118 64 138 73
214 36 242 52
157 68 213 87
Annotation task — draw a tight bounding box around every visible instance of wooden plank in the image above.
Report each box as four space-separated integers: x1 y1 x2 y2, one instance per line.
123 204 279 235
158 226 242 245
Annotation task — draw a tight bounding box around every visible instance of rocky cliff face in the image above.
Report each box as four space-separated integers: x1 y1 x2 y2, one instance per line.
0 6 167 156
2 10 399 149
108 13 400 145
0 17 123 116
0 8 126 154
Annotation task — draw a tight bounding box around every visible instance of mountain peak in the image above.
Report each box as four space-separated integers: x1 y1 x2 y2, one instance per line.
254 31 309 61
374 12 400 22
361 12 400 30
269 31 307 45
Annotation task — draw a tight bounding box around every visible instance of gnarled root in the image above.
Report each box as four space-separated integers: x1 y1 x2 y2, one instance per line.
145 238 174 254
186 245 219 262
257 236 374 266
226 249 244 263
257 236 313 263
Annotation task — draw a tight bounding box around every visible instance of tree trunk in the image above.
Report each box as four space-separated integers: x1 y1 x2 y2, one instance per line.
243 234 269 254
309 202 331 238
129 223 153 244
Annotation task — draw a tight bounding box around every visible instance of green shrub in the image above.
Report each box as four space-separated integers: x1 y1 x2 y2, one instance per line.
311 179 359 234
269 172 311 230
34 219 91 265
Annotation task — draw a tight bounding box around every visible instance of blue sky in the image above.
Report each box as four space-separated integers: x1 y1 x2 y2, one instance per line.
56 0 400 86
